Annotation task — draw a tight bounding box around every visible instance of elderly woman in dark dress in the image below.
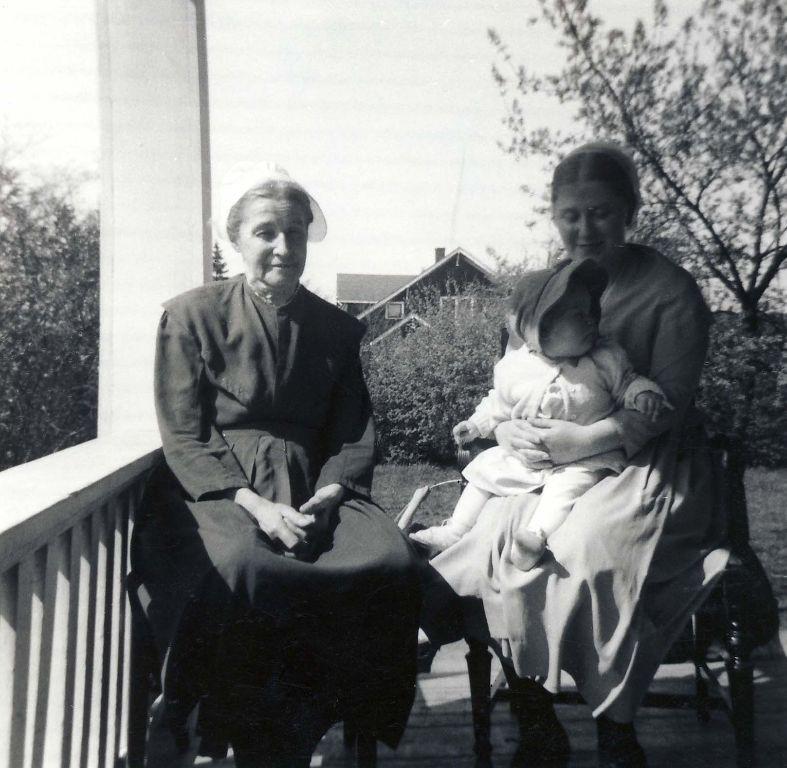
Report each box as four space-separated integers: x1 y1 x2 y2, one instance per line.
131 163 421 767
420 143 729 768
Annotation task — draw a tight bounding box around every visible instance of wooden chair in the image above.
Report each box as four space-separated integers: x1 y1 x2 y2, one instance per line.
394 324 778 768
399 433 777 768
126 573 378 767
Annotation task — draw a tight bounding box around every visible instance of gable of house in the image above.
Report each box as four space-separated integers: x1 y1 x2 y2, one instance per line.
368 312 431 346
336 273 415 316
338 246 496 343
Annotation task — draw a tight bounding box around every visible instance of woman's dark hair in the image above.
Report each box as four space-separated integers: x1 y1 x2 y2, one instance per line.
226 180 314 245
551 151 639 225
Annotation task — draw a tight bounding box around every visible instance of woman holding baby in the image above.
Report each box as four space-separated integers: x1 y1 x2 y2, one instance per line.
418 142 727 767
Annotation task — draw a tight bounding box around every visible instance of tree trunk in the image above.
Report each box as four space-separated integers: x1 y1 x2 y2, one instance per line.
740 300 760 336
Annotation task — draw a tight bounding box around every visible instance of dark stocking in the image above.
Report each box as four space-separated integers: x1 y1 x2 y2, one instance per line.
508 676 570 768
596 715 647 768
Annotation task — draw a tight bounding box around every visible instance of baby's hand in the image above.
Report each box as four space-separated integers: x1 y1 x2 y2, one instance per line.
634 391 673 422
453 420 481 445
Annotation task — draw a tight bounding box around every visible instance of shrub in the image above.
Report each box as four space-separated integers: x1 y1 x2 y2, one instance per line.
365 300 504 463
697 314 786 467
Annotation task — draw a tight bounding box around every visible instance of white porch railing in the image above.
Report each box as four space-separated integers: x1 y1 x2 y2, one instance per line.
0 437 161 768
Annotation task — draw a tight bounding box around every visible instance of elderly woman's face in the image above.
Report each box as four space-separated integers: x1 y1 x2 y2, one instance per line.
234 196 309 296
553 181 629 266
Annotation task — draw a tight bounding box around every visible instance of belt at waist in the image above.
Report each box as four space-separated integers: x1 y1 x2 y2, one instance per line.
221 420 321 444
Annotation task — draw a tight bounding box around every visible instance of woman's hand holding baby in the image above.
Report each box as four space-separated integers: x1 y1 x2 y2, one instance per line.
493 420 553 469
525 419 590 465
511 417 625 466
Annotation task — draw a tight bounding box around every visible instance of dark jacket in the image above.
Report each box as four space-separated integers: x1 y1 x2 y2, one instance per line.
154 275 374 505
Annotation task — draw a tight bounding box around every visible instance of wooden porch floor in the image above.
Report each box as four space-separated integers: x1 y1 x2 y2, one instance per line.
200 633 787 768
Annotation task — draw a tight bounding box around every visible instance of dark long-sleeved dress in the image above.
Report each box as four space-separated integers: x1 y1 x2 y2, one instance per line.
130 275 421 760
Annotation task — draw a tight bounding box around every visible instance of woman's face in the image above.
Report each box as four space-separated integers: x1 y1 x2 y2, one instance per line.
552 180 629 266
234 196 309 296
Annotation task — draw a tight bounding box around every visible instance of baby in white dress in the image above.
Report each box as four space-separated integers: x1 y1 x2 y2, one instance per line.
410 258 670 570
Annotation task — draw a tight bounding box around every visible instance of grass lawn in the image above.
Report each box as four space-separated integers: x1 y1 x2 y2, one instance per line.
372 463 787 626
745 467 787 624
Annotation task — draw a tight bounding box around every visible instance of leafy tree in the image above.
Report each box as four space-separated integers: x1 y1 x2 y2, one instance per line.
490 0 786 332
212 241 229 281
0 162 99 470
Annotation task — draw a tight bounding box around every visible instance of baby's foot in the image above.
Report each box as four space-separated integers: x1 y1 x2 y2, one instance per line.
511 528 547 571
409 522 464 553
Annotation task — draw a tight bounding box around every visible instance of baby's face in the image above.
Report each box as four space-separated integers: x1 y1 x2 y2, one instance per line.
540 284 598 358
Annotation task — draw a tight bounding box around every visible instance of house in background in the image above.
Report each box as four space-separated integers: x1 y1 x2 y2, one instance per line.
337 246 496 344
336 273 416 318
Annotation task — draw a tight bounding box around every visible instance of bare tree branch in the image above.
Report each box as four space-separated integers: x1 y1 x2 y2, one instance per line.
491 0 786 330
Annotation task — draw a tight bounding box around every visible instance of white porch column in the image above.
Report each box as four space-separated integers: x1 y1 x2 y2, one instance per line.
96 0 211 437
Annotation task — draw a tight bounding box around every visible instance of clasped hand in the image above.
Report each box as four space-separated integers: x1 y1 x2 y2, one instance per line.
234 484 344 554
493 417 591 467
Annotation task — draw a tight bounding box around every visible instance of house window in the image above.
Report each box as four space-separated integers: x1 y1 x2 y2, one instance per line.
439 296 495 316
385 301 404 319
440 296 476 315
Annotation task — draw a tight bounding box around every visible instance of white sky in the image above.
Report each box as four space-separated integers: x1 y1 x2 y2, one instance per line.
0 0 701 300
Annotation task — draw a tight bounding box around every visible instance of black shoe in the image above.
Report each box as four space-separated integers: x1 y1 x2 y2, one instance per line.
509 678 570 768
596 715 647 768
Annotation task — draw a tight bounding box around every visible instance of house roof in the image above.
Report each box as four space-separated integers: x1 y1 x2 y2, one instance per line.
368 313 430 346
357 247 493 319
336 273 415 303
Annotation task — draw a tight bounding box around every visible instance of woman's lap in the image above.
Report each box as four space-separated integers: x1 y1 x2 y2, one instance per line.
422 438 726 718
132 484 418 630
131 479 421 750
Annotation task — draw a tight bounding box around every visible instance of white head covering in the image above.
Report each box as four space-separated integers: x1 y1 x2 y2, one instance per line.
558 141 642 215
214 161 327 244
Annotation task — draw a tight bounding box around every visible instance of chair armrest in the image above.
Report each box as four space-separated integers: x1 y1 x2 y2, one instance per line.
707 432 749 552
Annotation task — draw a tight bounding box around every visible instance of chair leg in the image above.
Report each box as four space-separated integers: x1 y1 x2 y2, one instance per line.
725 618 754 768
693 615 712 724
343 720 357 750
694 663 711 724
355 731 377 768
127 616 153 768
466 640 493 767
343 720 377 768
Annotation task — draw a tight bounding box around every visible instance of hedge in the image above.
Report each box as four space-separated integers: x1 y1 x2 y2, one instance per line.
696 314 786 467
364 302 503 463
365 307 786 467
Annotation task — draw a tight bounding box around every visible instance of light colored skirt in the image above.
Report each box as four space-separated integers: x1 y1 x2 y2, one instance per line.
463 444 625 497
424 428 729 721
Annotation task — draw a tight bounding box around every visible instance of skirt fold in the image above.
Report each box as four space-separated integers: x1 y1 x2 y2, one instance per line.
131 467 421 753
423 430 728 720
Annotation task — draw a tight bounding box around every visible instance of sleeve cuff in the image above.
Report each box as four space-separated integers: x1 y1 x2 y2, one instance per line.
607 409 672 458
197 485 249 502
316 475 372 500
316 460 373 499
468 414 495 439
189 474 251 502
